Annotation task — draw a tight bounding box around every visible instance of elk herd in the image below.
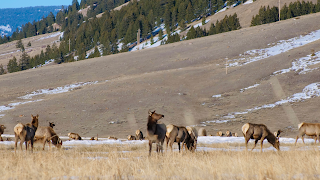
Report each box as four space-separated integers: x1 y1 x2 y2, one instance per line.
0 111 320 154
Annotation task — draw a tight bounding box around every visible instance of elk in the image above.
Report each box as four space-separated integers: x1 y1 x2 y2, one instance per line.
226 131 232 137
90 134 98 141
135 130 144 140
147 110 166 155
186 126 198 150
166 124 194 152
49 122 55 128
14 114 39 152
127 135 136 140
232 132 238 137
242 123 280 152
34 126 62 150
198 127 207 136
0 124 6 141
295 122 320 145
216 131 224 137
68 132 82 140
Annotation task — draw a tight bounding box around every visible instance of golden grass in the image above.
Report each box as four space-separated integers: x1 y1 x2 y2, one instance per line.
1 143 320 180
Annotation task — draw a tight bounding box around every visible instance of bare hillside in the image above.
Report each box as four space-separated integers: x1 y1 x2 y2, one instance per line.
0 32 62 68
1 12 320 139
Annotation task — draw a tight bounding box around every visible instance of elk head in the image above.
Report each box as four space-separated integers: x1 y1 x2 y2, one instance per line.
148 110 164 122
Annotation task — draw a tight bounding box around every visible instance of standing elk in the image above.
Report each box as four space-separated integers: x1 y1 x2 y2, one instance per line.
147 110 166 155
14 114 39 152
166 124 195 152
68 132 82 140
242 123 280 152
295 122 320 145
186 126 198 150
135 130 144 140
0 124 6 141
34 126 62 150
198 127 207 136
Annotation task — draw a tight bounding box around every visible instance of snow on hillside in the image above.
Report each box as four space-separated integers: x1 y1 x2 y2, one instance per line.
0 24 12 36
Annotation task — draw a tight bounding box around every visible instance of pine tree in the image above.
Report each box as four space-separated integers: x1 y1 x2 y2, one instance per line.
158 29 164 40
7 56 19 73
186 26 196 40
0 64 5 75
20 52 30 70
16 39 25 52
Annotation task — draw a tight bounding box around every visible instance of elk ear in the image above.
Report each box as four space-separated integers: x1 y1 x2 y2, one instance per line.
148 110 152 116
36 114 39 118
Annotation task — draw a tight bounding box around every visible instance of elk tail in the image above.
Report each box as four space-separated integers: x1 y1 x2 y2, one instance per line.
14 123 25 135
241 123 250 136
298 122 304 129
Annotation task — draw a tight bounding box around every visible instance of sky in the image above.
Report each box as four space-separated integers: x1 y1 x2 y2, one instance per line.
1 0 70 9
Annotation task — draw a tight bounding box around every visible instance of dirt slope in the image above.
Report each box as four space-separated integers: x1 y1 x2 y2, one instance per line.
1 12 320 139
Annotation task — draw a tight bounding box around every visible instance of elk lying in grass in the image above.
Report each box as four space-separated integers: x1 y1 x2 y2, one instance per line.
127 135 136 140
90 134 98 141
108 136 118 140
295 122 320 145
68 132 82 140
232 132 238 137
0 124 6 141
226 131 232 137
14 114 39 152
242 123 280 152
186 126 198 150
34 126 62 150
198 127 207 136
166 124 195 152
135 130 144 140
147 110 166 155
216 131 224 137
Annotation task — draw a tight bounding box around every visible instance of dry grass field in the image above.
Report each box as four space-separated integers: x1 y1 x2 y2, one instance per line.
1 142 320 180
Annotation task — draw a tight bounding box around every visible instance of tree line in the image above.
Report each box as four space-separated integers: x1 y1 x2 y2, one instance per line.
251 0 320 26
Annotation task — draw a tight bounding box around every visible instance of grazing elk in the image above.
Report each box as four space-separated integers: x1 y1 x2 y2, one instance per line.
295 122 320 145
14 114 39 152
186 126 198 150
147 110 166 155
166 124 194 152
0 124 6 141
198 127 207 136
34 126 62 150
127 135 136 140
242 123 280 152
68 132 82 140
135 130 144 140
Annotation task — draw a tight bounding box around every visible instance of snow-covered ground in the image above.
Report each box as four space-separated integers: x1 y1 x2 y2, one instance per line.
1 135 317 152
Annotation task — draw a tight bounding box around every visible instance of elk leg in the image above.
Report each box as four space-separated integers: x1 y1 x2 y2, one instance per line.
178 142 181 152
260 139 264 152
301 135 305 144
245 136 250 151
317 134 320 144
148 140 152 156
30 140 34 153
14 135 18 153
251 139 259 151
295 136 299 146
